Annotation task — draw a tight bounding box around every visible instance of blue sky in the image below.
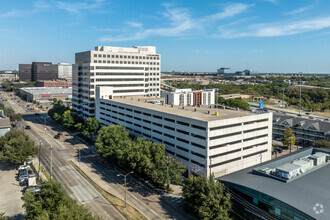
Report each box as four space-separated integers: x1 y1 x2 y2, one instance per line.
1 0 330 72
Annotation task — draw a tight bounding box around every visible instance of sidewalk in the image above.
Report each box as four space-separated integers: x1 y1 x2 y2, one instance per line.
69 157 190 220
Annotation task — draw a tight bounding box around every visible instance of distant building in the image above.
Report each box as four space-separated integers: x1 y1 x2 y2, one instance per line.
217 67 259 78
217 67 236 76
162 89 215 107
19 62 72 81
273 113 330 146
0 110 11 137
221 147 330 220
36 80 72 87
0 71 17 81
19 87 72 102
57 63 72 78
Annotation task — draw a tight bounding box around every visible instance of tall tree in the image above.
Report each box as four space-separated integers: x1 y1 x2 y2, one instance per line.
95 125 130 159
0 129 38 164
23 180 101 220
182 175 232 220
282 127 296 153
61 110 75 129
82 117 99 140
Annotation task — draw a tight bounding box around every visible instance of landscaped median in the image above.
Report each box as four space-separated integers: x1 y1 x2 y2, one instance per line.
68 160 147 220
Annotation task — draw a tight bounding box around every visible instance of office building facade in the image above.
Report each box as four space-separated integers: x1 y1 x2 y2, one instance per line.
72 46 161 119
95 87 273 178
19 62 58 81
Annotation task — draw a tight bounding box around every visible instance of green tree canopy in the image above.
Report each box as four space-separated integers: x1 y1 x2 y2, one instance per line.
82 117 99 140
61 110 75 129
95 125 185 186
0 129 38 164
182 174 232 219
23 180 101 220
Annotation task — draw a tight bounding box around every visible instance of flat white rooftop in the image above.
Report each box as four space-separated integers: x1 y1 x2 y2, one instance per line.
100 96 256 122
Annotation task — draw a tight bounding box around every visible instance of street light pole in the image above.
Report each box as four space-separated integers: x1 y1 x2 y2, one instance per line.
282 88 285 109
299 77 302 116
50 146 53 179
38 140 42 181
117 171 134 208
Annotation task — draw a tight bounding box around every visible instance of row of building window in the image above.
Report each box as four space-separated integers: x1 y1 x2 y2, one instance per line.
98 117 206 161
210 119 268 131
99 102 207 131
93 54 159 60
100 107 206 142
93 60 160 65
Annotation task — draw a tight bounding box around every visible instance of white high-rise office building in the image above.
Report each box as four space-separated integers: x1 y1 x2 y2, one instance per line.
72 46 161 119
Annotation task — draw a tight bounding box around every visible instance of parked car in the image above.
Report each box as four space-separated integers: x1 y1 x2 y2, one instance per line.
54 134 60 139
309 116 314 119
18 165 30 171
25 125 31 130
57 132 63 136
305 112 310 115
23 186 40 194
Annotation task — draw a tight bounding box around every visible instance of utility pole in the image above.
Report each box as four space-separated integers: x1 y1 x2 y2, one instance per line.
166 155 170 192
209 158 212 177
117 171 134 208
282 88 285 109
38 140 42 181
50 146 53 179
299 77 302 115
78 148 80 168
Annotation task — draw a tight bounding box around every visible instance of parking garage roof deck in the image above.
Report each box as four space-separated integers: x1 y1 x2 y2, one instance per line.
101 96 260 122
20 87 72 95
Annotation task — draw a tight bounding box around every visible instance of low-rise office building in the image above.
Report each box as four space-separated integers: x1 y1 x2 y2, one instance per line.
19 87 72 102
162 88 215 107
221 147 330 220
36 80 72 87
273 113 330 146
95 87 273 178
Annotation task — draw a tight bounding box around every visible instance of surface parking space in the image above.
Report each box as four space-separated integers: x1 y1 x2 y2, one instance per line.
0 162 25 220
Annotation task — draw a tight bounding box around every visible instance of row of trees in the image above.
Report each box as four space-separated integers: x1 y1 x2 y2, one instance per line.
0 129 38 164
218 97 250 110
0 103 22 122
23 180 101 220
182 175 232 219
48 101 99 139
1 81 35 92
95 125 185 188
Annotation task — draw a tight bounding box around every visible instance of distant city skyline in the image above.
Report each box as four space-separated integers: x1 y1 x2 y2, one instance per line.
1 0 330 73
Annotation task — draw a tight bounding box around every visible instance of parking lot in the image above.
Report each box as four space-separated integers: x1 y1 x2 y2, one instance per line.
0 162 25 219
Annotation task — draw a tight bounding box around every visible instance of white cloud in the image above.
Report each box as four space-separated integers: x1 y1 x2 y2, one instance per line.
33 0 51 9
125 21 143 28
285 5 312 15
262 0 278 4
203 3 253 21
100 3 252 42
0 10 25 17
56 0 105 13
218 17 330 38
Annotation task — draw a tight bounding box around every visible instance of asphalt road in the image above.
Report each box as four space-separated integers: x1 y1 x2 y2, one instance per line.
1 90 190 220
0 91 125 220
